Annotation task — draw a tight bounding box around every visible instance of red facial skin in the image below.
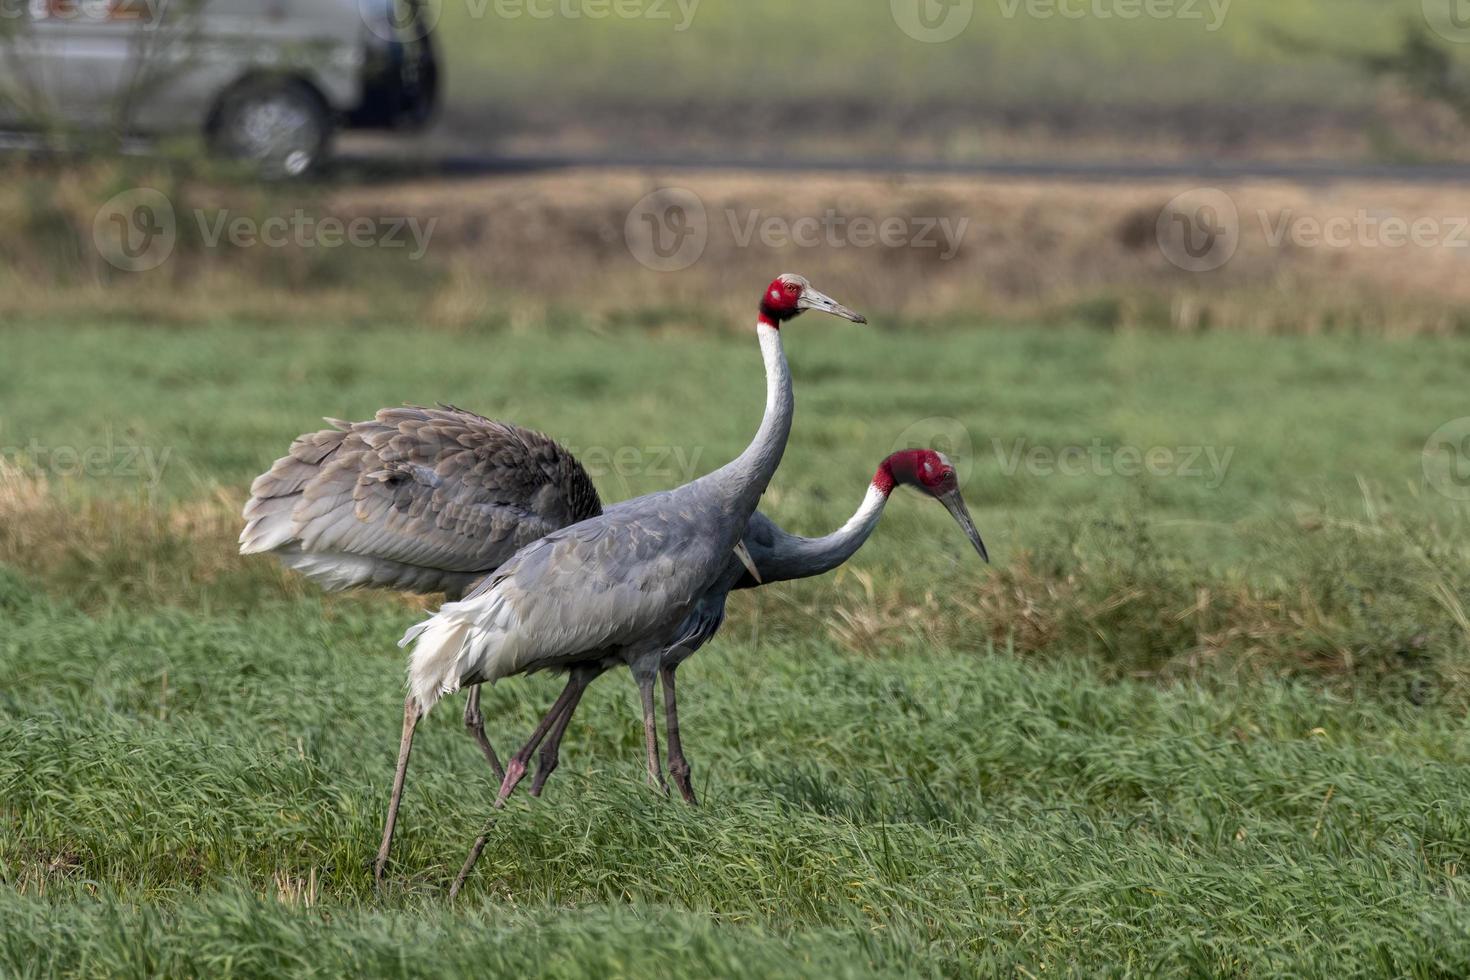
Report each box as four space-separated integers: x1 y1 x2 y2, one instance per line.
758 277 804 329
873 449 957 497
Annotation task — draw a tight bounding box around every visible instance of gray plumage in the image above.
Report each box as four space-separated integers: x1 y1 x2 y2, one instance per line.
240 275 868 889
514 455 988 804
399 317 798 711
240 405 602 595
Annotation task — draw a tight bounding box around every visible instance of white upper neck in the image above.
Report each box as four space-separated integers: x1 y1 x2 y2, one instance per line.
705 320 793 538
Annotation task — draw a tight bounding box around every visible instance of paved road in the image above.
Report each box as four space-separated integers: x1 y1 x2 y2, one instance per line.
334 148 1470 185
9 128 1470 184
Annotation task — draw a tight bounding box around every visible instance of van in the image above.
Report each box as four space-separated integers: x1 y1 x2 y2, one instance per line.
0 0 439 176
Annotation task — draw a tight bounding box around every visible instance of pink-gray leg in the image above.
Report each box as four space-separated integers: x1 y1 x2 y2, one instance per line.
374 694 420 884
661 664 697 805
637 670 668 794
530 666 605 797
462 685 506 784
450 669 598 898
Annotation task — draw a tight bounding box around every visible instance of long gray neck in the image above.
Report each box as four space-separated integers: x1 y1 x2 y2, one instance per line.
762 483 890 582
707 322 792 522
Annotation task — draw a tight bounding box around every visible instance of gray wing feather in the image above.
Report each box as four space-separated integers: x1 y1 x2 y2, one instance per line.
404 489 728 699
241 406 602 594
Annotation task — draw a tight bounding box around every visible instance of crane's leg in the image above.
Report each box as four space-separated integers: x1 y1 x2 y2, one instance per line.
450 671 596 899
495 670 595 806
530 665 605 797
461 684 507 784
636 670 668 794
660 664 697 805
374 694 420 884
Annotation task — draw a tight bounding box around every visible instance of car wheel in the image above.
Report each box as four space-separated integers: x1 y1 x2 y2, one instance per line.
210 78 333 179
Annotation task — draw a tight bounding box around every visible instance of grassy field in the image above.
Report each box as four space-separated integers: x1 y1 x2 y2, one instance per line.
438 0 1394 112
3 316 1470 975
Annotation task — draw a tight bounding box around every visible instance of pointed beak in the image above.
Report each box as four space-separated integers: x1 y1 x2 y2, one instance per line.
938 488 989 563
797 287 867 323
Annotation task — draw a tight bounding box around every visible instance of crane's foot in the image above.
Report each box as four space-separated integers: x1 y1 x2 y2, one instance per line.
497 758 528 805
669 763 697 806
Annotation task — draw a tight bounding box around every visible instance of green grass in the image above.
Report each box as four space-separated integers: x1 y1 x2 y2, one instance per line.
434 0 1418 120
3 587 1470 975
3 316 1470 975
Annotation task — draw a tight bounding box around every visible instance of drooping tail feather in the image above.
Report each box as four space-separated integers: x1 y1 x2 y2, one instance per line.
400 587 522 714
400 613 474 714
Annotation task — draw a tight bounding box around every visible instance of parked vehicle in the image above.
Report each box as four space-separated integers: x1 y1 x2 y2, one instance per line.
0 0 438 176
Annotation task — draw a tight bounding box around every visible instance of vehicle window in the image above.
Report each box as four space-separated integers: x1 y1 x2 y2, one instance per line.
35 0 158 23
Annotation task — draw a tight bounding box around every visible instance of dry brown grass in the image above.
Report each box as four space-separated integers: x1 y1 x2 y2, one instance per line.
8 162 1470 334
0 460 287 610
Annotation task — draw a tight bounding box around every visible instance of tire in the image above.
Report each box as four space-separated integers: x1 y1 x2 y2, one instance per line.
209 77 333 179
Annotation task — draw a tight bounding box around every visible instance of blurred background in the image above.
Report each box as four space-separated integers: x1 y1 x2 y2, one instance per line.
6 2 1470 973
8 0 1470 327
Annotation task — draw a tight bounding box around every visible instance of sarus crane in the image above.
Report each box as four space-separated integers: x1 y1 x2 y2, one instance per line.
504 447 988 811
241 274 866 882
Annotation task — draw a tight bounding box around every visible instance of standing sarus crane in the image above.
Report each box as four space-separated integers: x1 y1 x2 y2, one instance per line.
240 274 865 882
503 448 989 810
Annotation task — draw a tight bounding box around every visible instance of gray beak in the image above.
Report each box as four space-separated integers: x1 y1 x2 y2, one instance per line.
797 287 867 323
938 489 989 563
